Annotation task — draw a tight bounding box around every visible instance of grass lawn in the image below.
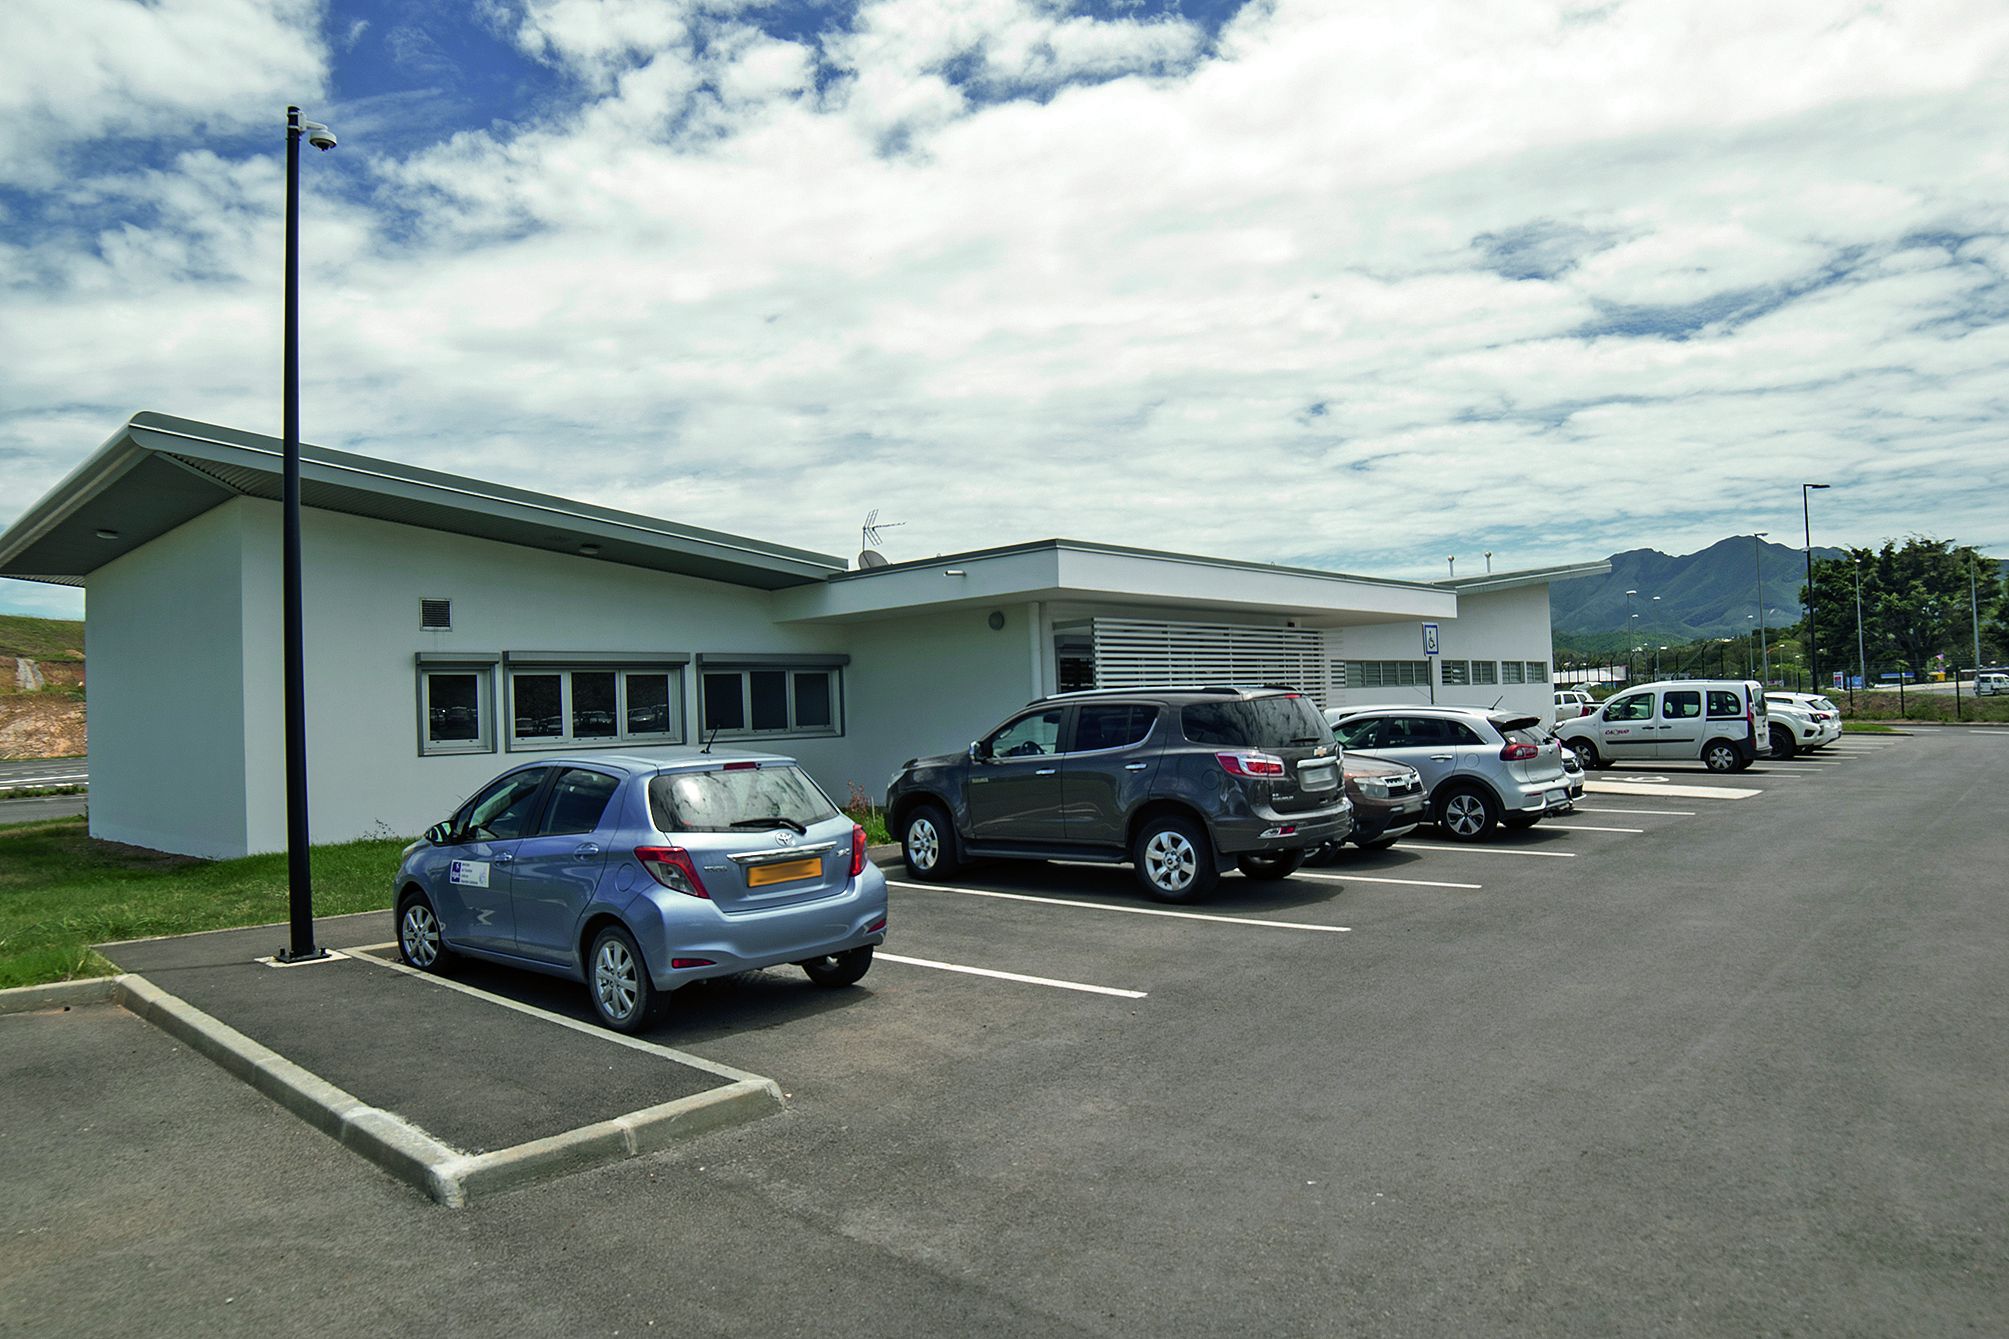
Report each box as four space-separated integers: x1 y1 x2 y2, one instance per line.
0 817 409 989
1841 721 1900 734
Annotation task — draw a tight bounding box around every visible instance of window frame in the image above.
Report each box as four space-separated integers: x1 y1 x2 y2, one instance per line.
1473 660 1499 685
1440 660 1470 687
1345 660 1431 690
502 656 689 752
696 656 847 740
414 654 498 758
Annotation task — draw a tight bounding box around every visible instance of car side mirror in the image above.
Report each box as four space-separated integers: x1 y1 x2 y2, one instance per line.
969 739 992 762
425 821 453 845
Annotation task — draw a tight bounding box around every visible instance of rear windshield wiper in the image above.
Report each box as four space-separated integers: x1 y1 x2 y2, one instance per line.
730 816 808 834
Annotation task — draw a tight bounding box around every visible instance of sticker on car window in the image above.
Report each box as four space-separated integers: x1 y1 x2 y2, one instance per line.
449 860 490 888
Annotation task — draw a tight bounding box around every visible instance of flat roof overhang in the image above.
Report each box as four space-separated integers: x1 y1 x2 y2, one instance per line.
0 412 847 591
772 539 1460 626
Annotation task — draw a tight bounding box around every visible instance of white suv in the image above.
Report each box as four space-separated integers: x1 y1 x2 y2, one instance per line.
1554 679 1769 773
1553 688 1595 721
1764 692 1842 757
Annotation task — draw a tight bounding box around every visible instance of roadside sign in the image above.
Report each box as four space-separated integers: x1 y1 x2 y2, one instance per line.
1421 622 1440 656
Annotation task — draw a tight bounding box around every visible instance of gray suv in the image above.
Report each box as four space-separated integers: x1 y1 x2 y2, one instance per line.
886 687 1352 903
1327 706 1573 841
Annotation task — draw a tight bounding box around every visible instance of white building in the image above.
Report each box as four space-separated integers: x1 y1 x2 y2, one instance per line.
0 413 1607 858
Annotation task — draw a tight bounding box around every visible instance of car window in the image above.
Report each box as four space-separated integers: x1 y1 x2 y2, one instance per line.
648 764 839 834
987 710 1063 758
1662 690 1702 720
1385 717 1452 748
538 768 620 836
1181 696 1328 748
1334 718 1381 749
1073 705 1156 752
462 769 548 841
1706 690 1743 718
1605 693 1655 722
1502 727 1547 747
1449 721 1484 745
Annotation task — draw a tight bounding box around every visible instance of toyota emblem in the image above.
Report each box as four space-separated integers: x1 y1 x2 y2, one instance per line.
775 831 798 846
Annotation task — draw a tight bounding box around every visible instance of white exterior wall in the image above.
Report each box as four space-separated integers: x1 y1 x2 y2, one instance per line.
1328 585 1557 720
86 505 255 857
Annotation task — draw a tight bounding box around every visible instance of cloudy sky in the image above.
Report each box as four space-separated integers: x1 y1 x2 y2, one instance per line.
5 0 2009 619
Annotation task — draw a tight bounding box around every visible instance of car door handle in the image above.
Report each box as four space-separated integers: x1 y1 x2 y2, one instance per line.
1035 768 1057 776
1124 762 1149 772
1429 754 1454 761
573 843 600 858
495 851 514 864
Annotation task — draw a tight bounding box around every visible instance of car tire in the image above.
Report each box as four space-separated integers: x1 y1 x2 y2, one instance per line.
1436 786 1499 842
586 923 666 1034
1702 739 1742 773
396 889 457 975
800 945 873 988
1503 813 1540 830
1352 834 1402 851
1568 739 1603 770
1769 725 1797 760
1236 851 1304 881
1132 815 1219 903
901 804 960 882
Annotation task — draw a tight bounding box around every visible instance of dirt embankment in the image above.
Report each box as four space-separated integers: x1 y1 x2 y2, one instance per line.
0 657 86 760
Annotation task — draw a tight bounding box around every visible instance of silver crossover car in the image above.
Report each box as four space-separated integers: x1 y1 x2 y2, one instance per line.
394 751 888 1032
1325 706 1573 841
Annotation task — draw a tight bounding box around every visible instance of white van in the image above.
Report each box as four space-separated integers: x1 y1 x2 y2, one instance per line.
1977 673 2009 697
1553 679 1769 773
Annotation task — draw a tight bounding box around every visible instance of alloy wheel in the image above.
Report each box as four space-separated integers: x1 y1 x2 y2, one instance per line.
1144 829 1197 892
400 903 439 968
1443 793 1486 837
594 938 639 1022
907 817 940 871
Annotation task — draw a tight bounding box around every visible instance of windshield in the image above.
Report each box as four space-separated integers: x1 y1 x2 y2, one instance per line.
648 765 839 834
1182 695 1329 748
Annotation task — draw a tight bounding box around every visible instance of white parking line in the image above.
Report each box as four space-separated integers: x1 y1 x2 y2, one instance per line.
1577 806 1696 816
1585 781 1763 799
1400 843 1577 858
0 773 89 789
1538 823 1645 834
888 880 1351 932
1287 871 1482 890
875 952 1146 999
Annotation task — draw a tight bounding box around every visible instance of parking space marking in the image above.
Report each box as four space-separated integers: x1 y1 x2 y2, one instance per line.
1585 781 1763 799
1538 823 1645 834
875 952 1147 999
1400 843 1577 858
1288 871 1483 890
1577 806 1696 816
888 880 1351 932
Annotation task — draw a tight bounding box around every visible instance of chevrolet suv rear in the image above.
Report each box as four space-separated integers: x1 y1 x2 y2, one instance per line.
886 687 1352 903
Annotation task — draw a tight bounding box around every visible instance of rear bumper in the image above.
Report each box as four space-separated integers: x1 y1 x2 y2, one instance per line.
1213 800 1353 855
628 865 890 989
1513 778 1576 815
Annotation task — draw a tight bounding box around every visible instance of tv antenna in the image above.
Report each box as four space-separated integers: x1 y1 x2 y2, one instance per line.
858 509 904 569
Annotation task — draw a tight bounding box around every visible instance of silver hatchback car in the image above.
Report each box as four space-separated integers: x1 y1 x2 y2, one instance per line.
394 751 888 1032
1325 706 1573 841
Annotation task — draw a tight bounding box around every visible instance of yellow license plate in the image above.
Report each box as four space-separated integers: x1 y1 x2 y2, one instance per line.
747 857 822 887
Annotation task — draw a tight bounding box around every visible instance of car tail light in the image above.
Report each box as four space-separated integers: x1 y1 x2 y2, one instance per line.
1811 711 1831 721
722 760 759 771
635 846 710 898
670 957 714 969
1499 742 1539 761
1216 751 1287 777
850 823 868 877
867 916 887 934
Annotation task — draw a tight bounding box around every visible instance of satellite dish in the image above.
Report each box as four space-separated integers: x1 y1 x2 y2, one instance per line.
856 549 889 569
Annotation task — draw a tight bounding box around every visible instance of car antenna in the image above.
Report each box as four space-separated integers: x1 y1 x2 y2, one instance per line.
1491 695 1504 709
700 721 723 754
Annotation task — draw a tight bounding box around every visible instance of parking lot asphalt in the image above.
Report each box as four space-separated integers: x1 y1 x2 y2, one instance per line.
4 731 2005 1337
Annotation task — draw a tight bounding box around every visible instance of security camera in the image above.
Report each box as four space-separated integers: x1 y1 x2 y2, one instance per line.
302 120 337 151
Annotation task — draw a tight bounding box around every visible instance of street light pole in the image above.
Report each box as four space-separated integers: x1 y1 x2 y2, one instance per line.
1853 557 1868 703
1801 483 1830 689
1625 588 1638 684
1973 552 1985 674
1751 532 1770 684
277 106 336 964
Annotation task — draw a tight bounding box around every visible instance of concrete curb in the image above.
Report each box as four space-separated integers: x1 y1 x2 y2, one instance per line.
0 975 119 1016
868 841 901 868
103 972 783 1208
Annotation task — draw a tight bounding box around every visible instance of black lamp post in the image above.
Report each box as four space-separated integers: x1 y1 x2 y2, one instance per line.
1802 483 1830 690
277 106 337 964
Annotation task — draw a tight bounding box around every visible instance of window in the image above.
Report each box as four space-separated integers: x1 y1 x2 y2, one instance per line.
1073 704 1157 752
1706 690 1744 718
1334 717 1381 749
1525 661 1548 684
1345 660 1430 689
1606 693 1655 722
1501 661 1526 685
649 764 839 834
1181 696 1329 748
418 665 494 756
1662 690 1702 719
1473 661 1499 685
1385 716 1477 748
1440 660 1470 686
508 667 684 748
457 769 549 842
985 710 1062 758
538 768 620 836
700 666 842 737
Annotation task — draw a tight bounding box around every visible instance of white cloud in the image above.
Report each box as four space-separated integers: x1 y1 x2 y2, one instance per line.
8 0 2009 623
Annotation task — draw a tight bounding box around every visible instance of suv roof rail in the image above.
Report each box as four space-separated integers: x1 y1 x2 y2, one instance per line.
1036 684 1247 701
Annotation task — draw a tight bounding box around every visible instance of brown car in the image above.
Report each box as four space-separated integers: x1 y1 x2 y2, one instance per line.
1306 752 1427 863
